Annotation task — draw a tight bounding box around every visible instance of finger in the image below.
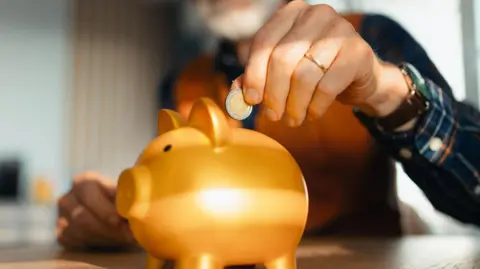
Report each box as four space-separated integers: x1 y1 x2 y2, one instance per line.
56 216 87 249
75 171 117 200
264 4 339 123
61 224 117 249
56 216 69 234
308 34 364 119
286 22 347 125
243 0 308 107
56 217 80 249
73 179 120 227
68 206 132 245
99 176 117 200
70 207 110 236
57 231 85 249
56 194 87 248
57 193 80 220
74 170 105 182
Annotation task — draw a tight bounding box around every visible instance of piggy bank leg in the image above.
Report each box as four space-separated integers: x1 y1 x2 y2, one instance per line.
265 252 296 269
175 255 223 269
146 253 165 269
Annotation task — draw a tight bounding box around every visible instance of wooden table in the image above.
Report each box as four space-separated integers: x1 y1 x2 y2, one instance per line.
0 236 478 269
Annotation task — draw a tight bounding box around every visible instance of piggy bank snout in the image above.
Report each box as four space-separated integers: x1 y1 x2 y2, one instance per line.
116 166 151 220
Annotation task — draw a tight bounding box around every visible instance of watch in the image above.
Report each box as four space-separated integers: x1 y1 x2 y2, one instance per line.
375 63 430 132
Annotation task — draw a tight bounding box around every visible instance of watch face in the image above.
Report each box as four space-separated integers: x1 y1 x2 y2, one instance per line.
403 63 431 101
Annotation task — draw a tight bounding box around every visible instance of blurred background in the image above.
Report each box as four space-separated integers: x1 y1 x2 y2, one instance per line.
0 0 479 247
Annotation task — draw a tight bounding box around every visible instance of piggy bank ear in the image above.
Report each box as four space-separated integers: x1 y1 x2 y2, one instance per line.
157 109 187 136
188 98 230 147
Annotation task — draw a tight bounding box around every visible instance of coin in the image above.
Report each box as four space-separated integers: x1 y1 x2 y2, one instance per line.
225 88 253 121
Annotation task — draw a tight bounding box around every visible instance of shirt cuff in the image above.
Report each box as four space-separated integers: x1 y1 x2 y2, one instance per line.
354 78 458 166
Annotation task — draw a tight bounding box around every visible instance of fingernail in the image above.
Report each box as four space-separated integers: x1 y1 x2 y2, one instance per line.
285 117 297 127
109 215 120 226
264 108 278 121
245 89 259 103
307 114 315 121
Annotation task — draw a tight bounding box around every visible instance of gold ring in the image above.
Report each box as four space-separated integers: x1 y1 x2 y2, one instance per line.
304 52 327 73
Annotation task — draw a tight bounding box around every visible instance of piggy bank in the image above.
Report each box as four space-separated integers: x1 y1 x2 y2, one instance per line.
116 98 308 269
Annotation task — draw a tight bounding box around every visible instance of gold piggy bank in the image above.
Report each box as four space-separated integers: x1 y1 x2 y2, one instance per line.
116 98 308 269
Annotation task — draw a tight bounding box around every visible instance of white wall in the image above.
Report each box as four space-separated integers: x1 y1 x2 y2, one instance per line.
0 0 72 198
473 0 480 107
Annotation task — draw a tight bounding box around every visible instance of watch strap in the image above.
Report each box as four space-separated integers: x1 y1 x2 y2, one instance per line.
375 63 430 132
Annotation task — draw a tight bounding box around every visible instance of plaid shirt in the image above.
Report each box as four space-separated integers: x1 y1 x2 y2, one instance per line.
356 15 480 226
159 14 480 227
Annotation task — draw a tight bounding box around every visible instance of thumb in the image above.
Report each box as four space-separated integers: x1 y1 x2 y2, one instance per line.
231 75 256 106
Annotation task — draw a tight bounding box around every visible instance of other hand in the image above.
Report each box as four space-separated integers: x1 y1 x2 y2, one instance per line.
235 1 408 127
56 171 136 250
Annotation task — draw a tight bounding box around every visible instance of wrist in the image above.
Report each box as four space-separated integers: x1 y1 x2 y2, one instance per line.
359 62 410 118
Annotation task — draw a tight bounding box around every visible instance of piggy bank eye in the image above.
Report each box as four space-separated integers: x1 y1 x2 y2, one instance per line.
163 144 172 152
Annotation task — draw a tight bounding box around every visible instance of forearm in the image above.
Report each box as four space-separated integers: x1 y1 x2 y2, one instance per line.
356 69 480 226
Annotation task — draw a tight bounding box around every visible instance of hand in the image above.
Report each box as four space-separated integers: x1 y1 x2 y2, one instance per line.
56 171 136 250
235 1 409 127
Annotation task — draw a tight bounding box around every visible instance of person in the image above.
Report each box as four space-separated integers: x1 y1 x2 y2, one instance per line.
56 0 480 250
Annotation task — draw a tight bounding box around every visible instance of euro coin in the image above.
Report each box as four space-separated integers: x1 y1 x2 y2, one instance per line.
225 88 253 121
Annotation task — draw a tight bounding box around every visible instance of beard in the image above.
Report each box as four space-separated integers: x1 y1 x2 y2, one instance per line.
195 0 284 41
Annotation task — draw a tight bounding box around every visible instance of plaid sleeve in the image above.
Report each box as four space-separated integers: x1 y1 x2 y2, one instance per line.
355 79 480 225
356 14 480 226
